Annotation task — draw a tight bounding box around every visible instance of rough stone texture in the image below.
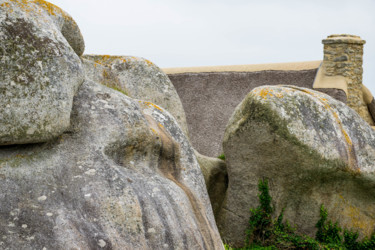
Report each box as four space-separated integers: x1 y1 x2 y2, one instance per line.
168 69 322 157
0 80 223 250
322 34 374 125
218 85 375 247
82 55 189 138
368 98 375 123
195 150 228 219
33 0 85 56
0 0 84 145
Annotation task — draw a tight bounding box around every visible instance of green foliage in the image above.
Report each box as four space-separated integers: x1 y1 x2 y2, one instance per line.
343 229 360 249
314 205 375 249
243 179 320 249
360 234 375 249
223 178 375 249
218 154 226 160
315 204 342 244
245 179 273 247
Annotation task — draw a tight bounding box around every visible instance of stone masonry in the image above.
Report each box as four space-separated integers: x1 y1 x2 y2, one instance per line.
322 34 374 125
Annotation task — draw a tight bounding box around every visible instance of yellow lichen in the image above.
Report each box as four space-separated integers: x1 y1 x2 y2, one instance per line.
2 0 72 20
0 2 11 8
145 59 154 66
336 194 375 235
91 55 128 66
33 0 61 16
2 0 33 14
150 128 158 135
143 101 163 112
257 88 274 99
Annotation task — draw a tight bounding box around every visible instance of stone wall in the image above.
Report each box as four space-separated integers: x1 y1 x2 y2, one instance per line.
322 34 374 125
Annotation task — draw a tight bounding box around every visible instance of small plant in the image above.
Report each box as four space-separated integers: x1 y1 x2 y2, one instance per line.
343 229 360 249
243 179 319 249
360 234 375 249
315 204 342 245
218 154 226 160
245 179 273 247
225 178 375 249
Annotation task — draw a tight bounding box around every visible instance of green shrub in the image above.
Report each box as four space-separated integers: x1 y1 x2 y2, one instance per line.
245 179 273 247
244 179 320 249
223 178 375 249
218 154 226 160
343 229 360 249
315 204 342 244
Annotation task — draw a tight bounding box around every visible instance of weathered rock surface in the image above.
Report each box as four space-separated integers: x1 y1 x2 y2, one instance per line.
194 150 228 218
0 0 85 145
218 85 375 247
368 98 375 123
82 55 189 137
0 80 223 249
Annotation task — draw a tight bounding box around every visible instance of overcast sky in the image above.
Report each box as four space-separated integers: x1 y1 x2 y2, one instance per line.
49 0 375 94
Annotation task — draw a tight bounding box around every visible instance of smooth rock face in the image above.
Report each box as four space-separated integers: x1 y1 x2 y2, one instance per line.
218 85 375 247
82 55 190 137
0 0 84 145
0 80 223 249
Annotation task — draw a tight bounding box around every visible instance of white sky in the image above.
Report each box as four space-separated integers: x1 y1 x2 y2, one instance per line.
49 0 375 94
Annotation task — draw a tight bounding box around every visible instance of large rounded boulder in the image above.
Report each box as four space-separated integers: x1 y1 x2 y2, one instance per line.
218 85 375 247
0 80 223 249
82 55 190 138
0 0 85 145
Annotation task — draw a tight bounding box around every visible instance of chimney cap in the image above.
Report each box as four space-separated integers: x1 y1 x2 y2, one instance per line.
322 34 365 45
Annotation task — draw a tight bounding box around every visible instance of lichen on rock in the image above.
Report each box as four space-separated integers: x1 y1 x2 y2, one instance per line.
0 0 85 145
219 85 375 247
0 80 223 249
0 1 224 248
82 54 190 137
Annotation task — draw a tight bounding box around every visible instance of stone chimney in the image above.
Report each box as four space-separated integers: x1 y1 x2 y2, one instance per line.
321 34 374 125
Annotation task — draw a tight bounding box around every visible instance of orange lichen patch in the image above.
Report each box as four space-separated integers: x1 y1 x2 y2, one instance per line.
150 127 158 135
2 0 72 21
331 112 353 148
32 0 65 17
91 55 128 66
143 101 163 112
256 88 274 99
0 2 13 12
145 59 154 66
255 87 285 99
0 2 11 8
85 55 154 68
2 0 34 13
158 123 164 129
